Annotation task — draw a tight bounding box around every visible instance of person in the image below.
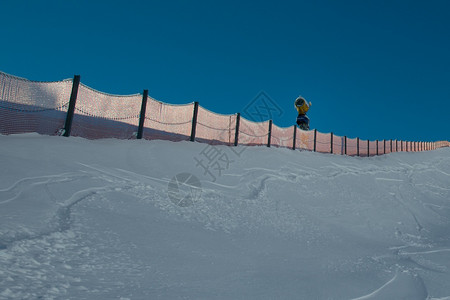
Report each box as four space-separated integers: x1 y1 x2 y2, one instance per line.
294 96 311 130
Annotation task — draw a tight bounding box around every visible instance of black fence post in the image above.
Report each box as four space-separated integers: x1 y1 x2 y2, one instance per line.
293 125 297 150
313 129 317 152
63 75 81 137
344 136 347 155
357 137 360 156
267 120 272 147
384 140 386 154
137 89 148 140
190 101 199 142
401 141 403 152
367 140 370 157
234 113 240 146
330 132 333 154
390 140 393 153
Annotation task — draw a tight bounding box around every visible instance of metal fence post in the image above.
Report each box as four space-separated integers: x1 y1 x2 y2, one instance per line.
330 132 333 154
293 125 297 150
267 120 272 147
384 140 386 154
137 89 148 140
357 137 360 156
234 113 240 146
344 136 347 155
190 101 199 142
63 75 81 137
367 140 370 157
313 129 317 152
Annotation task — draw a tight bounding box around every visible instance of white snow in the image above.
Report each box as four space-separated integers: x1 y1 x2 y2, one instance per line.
0 133 449 300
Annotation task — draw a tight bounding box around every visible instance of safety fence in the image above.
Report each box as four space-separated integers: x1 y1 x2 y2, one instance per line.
1 71 449 155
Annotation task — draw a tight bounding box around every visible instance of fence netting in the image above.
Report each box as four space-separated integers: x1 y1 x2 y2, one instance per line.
345 137 357 156
332 134 345 155
143 99 194 142
1 70 448 154
271 124 294 148
239 117 269 146
70 83 142 139
0 71 73 136
315 131 330 153
196 106 236 145
295 129 315 151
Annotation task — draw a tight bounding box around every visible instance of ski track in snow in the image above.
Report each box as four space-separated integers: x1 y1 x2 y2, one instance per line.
351 271 428 300
0 178 113 249
0 173 89 205
1 136 449 299
0 165 156 299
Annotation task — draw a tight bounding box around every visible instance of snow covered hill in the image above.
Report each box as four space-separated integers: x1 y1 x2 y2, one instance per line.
1 134 449 300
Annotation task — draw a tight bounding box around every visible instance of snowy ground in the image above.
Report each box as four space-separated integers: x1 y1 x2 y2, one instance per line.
0 133 449 300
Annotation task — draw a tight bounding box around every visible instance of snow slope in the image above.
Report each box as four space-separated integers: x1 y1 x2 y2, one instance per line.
1 133 449 300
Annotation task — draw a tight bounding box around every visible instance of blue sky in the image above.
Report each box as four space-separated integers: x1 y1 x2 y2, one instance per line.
1 0 449 142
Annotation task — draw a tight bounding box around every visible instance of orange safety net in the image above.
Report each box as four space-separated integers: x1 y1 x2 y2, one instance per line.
70 83 142 139
271 124 294 148
0 71 72 136
345 137 357 156
315 131 331 153
143 98 194 142
367 140 376 156
239 117 269 146
196 106 236 145
1 70 448 154
332 134 345 155
295 129 315 151
359 139 368 157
